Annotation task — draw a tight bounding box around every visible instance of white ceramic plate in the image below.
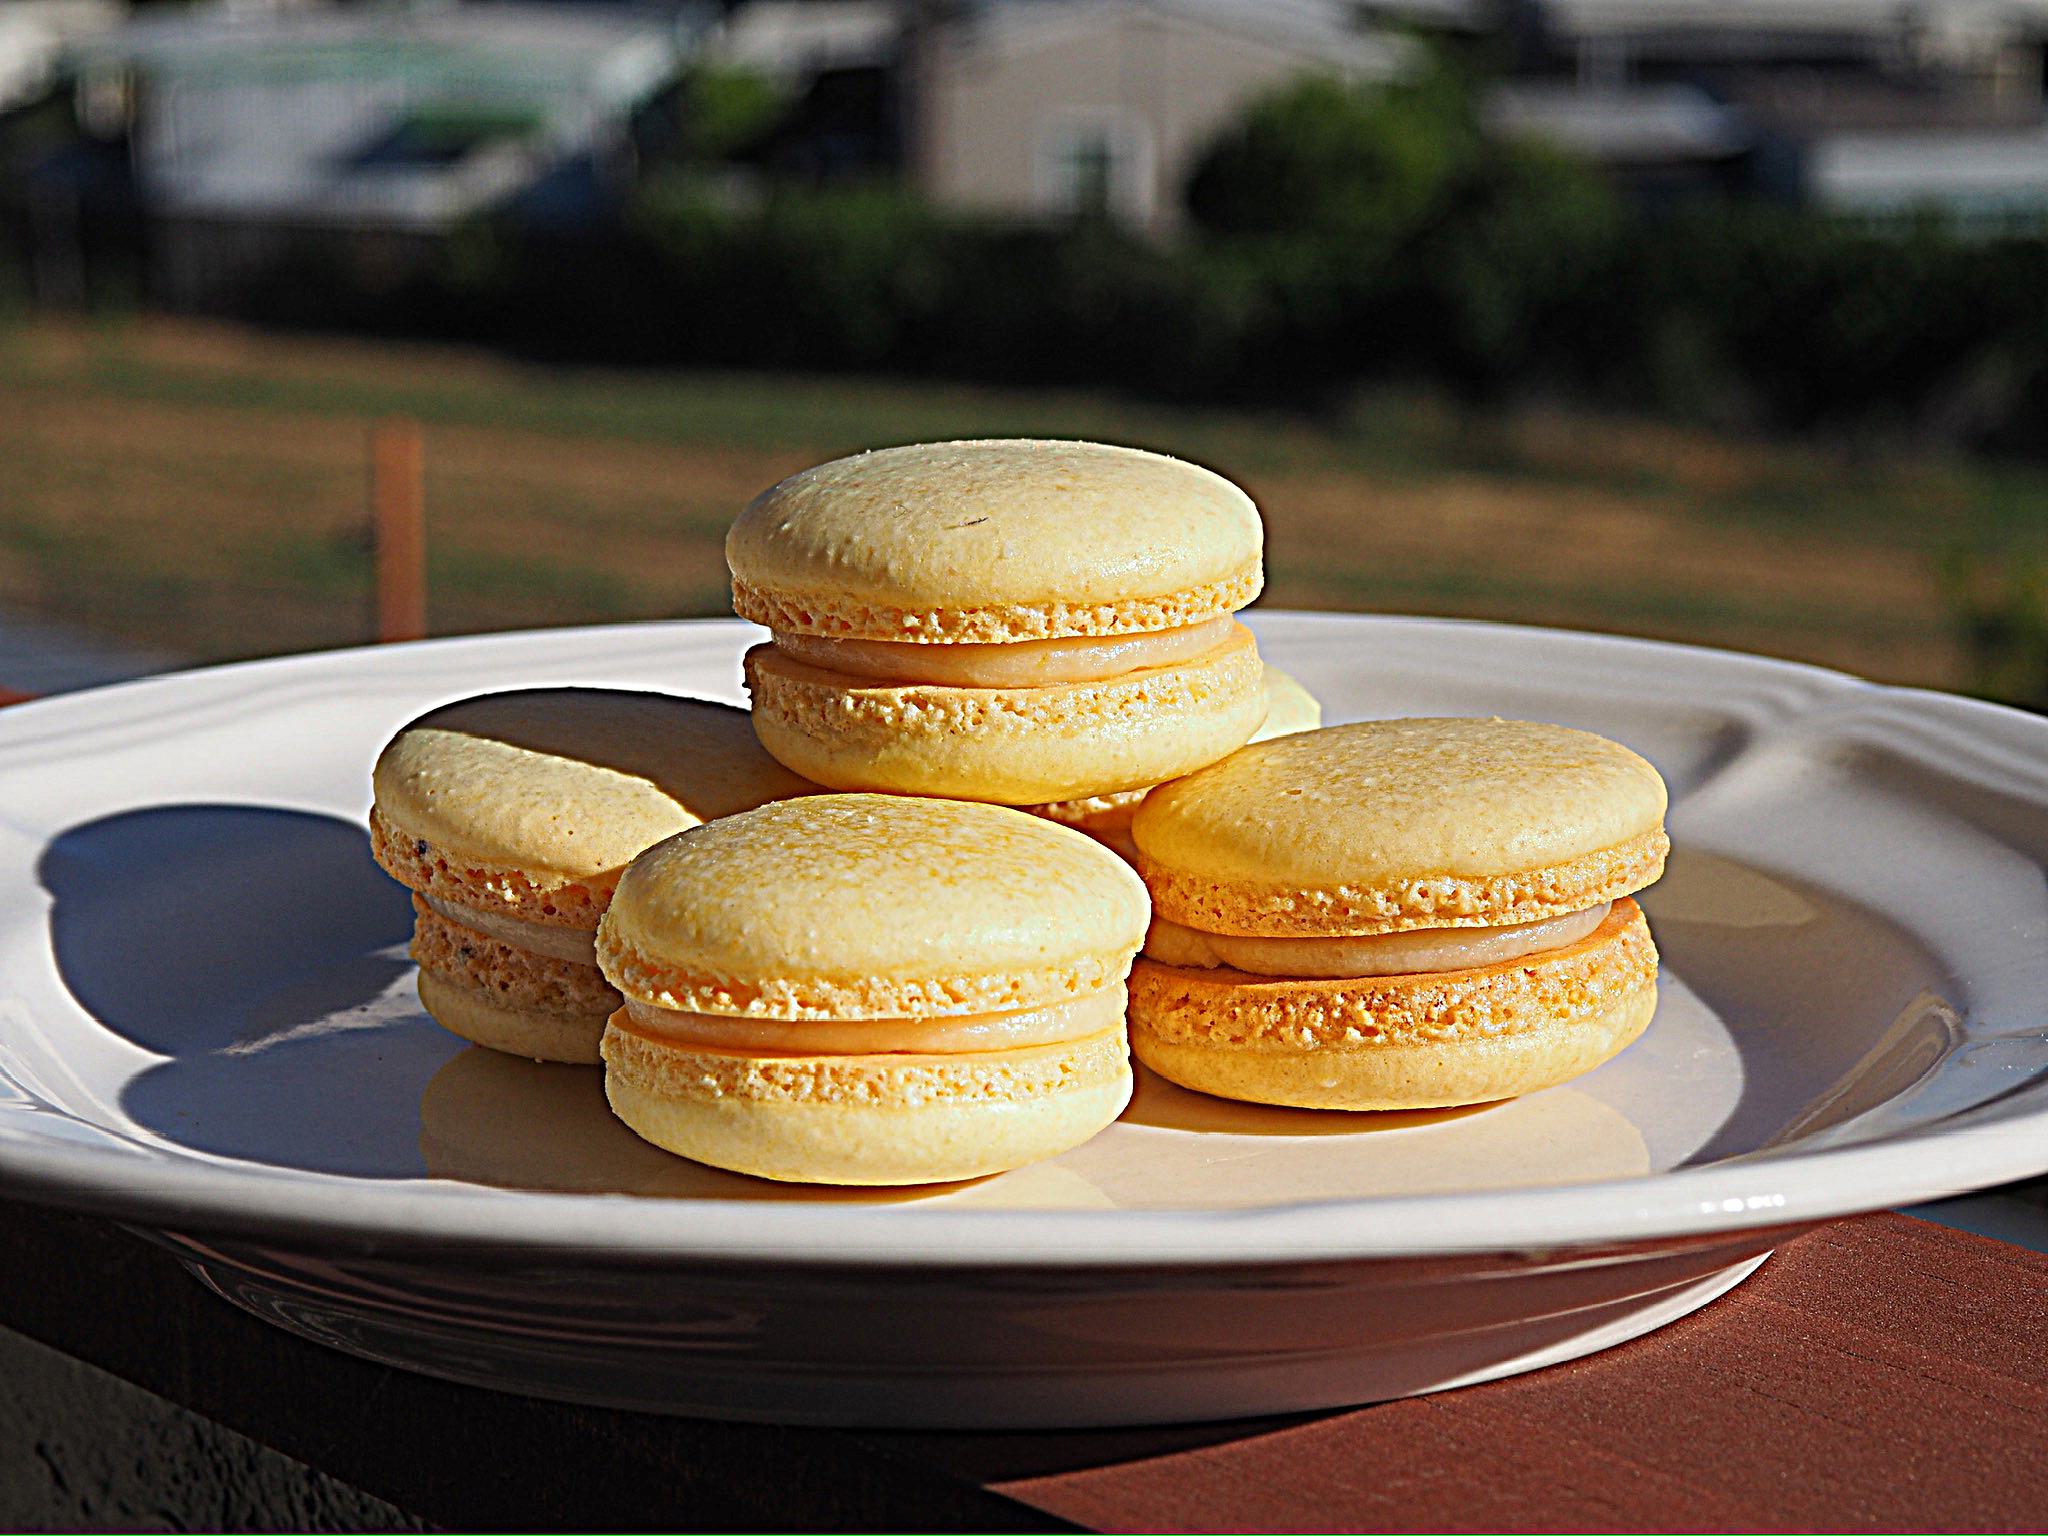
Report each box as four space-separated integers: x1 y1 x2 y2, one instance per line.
1 612 2043 1427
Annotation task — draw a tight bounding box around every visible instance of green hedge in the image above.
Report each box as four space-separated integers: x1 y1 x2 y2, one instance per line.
198 69 2048 453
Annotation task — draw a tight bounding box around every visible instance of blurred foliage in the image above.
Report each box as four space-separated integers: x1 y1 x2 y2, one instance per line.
25 47 2048 469
1184 67 1475 255
1394 140 1625 397
673 65 792 164
1180 63 1623 400
1618 208 2048 438
1941 547 2048 711
0 243 25 321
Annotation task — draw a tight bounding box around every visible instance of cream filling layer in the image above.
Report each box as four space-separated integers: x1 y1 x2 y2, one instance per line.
771 617 1236 688
617 985 1125 1055
1144 904 1612 979
424 895 599 966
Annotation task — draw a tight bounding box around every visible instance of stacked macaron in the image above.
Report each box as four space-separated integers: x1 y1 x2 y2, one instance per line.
1125 719 1669 1110
729 440 1269 805
370 690 818 1064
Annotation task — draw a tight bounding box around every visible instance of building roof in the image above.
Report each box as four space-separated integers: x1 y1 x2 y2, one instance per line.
1351 0 1492 32
940 0 1406 80
65 1 696 228
1542 0 2048 54
0 0 122 111
709 0 897 77
1486 80 1753 163
1810 125 2048 214
71 3 690 102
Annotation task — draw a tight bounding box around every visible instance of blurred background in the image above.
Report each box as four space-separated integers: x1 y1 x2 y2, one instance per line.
5 0 2048 706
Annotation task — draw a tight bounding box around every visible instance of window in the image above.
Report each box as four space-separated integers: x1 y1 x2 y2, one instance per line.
1035 110 1152 223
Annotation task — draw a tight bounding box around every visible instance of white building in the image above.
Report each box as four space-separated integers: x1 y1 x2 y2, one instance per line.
909 0 1406 233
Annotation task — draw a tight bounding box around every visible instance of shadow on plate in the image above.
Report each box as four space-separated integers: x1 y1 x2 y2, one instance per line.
41 803 414 1057
44 803 446 1176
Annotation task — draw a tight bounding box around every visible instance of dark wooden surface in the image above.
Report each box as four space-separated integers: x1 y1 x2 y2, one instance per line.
0 1203 1068 1532
1 1203 2043 1532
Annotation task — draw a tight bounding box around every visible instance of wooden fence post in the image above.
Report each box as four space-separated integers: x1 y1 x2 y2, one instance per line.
371 419 426 643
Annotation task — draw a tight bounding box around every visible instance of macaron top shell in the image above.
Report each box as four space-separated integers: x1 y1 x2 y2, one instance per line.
1134 718 1669 937
726 439 1263 643
372 690 818 882
599 794 1150 1020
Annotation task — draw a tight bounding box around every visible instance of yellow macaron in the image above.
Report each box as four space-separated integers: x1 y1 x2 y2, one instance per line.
1028 664 1322 854
595 794 1148 1184
370 689 818 1064
730 439 1267 804
1126 718 1669 1110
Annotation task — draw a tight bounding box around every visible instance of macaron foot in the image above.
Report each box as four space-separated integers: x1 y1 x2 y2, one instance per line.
1132 977 1656 1111
601 1025 1134 1185
743 625 1267 805
1127 900 1660 1111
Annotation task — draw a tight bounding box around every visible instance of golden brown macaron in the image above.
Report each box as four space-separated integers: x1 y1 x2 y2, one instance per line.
370 689 818 1064
1126 718 1668 1110
730 439 1267 804
595 794 1148 1184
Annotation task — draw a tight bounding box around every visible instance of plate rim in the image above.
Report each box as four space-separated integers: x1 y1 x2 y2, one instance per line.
2 610 2045 1269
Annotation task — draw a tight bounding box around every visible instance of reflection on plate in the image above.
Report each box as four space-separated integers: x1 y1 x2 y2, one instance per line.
1092 1069 1650 1205
419 1049 954 1205
416 1045 1646 1210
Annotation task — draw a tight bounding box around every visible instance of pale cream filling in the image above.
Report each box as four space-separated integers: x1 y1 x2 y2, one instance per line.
1144 904 1612 979
424 895 599 966
617 985 1125 1055
772 617 1236 688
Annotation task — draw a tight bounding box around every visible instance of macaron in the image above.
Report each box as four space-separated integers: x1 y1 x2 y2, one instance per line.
1126 718 1668 1110
1028 665 1322 855
730 439 1267 805
370 690 818 1064
595 794 1148 1184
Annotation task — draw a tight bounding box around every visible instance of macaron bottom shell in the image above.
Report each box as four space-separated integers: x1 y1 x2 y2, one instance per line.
417 968 611 1066
1126 900 1658 1111
741 627 1266 805
600 1021 1135 1185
